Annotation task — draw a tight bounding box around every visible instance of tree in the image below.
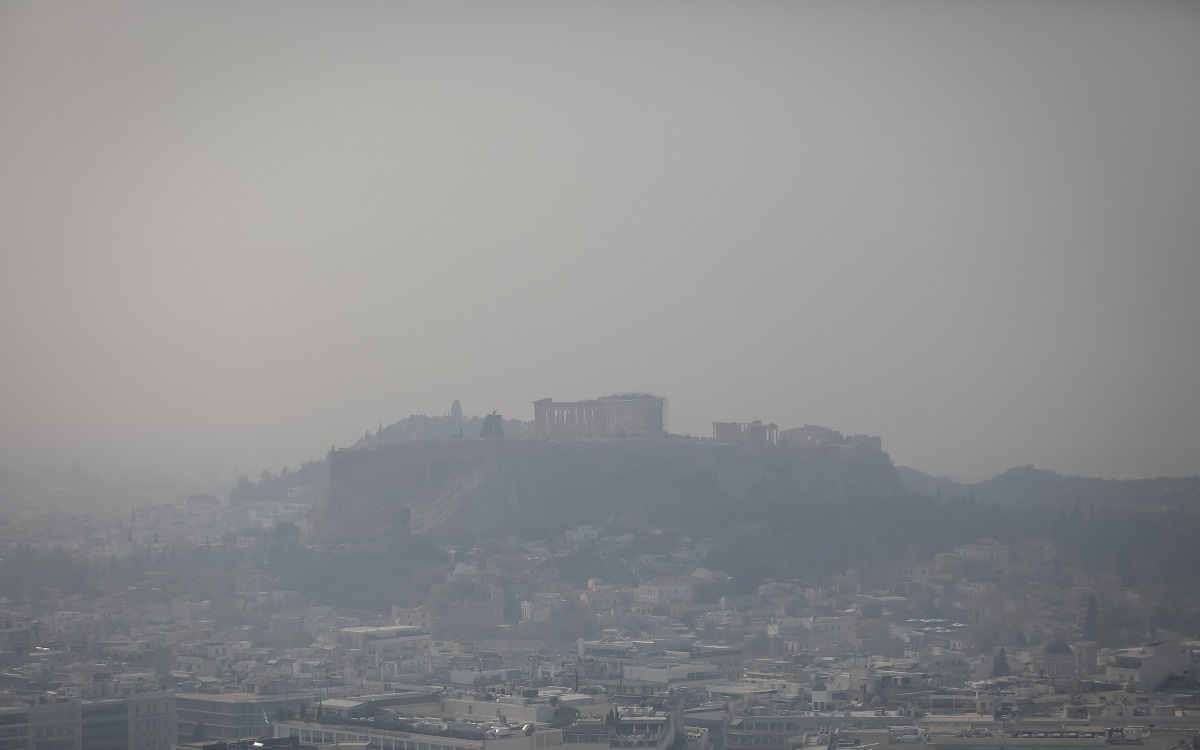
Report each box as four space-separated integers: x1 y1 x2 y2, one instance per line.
480 411 504 438
1116 546 1133 583
192 721 207 741
1008 627 1028 648
551 706 580 728
991 647 1011 677
1082 594 1098 641
749 630 770 654
669 729 688 750
271 520 301 545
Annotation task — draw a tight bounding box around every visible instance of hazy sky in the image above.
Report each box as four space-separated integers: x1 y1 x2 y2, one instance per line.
2 1 1198 482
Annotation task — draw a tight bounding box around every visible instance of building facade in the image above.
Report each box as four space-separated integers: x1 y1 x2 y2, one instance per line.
0 707 30 750
80 700 126 750
29 696 81 750
636 578 693 606
176 692 317 744
127 691 175 750
272 718 564 750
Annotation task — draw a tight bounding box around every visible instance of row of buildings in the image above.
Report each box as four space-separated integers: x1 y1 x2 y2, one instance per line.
0 691 174 750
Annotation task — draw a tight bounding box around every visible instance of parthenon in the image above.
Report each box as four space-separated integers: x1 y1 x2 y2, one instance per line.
533 394 666 438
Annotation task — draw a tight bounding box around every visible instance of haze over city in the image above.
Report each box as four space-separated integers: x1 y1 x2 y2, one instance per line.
2 1 1198 481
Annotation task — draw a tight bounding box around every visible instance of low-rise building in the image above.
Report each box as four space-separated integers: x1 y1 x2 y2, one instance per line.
272 717 565 750
723 712 804 750
620 662 724 696
128 690 175 750
338 625 432 676
636 579 693 607
952 539 1010 568
176 691 318 744
81 699 127 750
0 705 31 750
1105 641 1191 689
30 695 81 750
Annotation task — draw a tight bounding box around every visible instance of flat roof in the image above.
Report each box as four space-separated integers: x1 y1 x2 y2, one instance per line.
176 691 319 703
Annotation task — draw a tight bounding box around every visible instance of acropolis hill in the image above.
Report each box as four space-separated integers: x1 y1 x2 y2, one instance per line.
306 434 903 545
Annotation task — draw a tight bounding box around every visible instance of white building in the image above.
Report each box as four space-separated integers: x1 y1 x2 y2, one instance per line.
1105 641 1191 689
30 696 82 750
128 691 175 750
566 525 605 542
636 578 693 606
339 625 431 673
620 662 724 696
952 539 1010 568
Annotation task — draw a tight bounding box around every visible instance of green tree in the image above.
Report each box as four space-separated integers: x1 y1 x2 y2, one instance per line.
272 520 301 545
749 630 770 654
1082 594 1098 640
991 647 1011 677
1116 546 1133 583
480 411 504 438
551 706 580 728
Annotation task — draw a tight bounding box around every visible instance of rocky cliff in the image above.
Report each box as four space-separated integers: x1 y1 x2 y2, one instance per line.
307 438 904 544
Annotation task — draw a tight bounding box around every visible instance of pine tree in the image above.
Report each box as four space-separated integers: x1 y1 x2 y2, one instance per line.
1116 547 1133 582
480 411 504 438
1082 594 1099 640
991 647 1011 677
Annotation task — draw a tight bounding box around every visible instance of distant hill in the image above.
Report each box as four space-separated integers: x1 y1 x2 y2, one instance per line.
898 463 1200 512
895 466 967 498
230 420 1200 605
970 465 1200 511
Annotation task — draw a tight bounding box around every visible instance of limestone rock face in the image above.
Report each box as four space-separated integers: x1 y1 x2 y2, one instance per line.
307 439 904 544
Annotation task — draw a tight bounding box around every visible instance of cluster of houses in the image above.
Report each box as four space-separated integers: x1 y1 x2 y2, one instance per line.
2 491 1200 750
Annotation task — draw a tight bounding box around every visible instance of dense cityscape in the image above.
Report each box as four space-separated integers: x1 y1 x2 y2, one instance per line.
0 399 1197 750
3 4 1197 750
